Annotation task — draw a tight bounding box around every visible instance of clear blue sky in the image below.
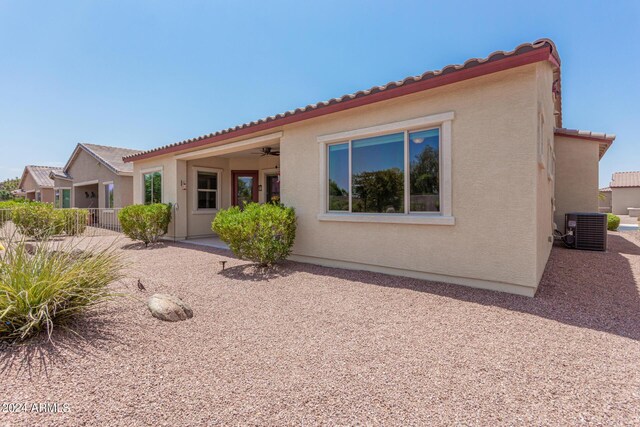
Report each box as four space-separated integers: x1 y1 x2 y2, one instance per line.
1 1 638 187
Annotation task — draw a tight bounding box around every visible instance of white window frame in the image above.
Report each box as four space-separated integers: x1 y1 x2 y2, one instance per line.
35 190 41 202
317 112 454 225
191 166 222 214
104 181 115 209
141 166 163 204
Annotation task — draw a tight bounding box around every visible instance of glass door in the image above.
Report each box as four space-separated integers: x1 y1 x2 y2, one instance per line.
232 171 259 207
62 189 71 208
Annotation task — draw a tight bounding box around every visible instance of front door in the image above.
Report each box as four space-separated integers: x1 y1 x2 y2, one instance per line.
232 171 259 207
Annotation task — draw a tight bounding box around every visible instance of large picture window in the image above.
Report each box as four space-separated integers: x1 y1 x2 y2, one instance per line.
143 170 162 204
327 127 440 215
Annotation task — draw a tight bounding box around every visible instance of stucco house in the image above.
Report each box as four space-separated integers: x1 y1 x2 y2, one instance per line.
50 143 142 209
124 39 614 296
602 172 640 216
18 165 63 203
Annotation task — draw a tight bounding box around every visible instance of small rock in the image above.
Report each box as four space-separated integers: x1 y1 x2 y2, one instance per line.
147 294 193 322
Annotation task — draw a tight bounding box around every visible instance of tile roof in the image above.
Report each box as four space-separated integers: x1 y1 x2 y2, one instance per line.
125 38 561 162
610 171 640 188
599 187 612 192
21 165 62 188
67 143 143 175
554 128 615 159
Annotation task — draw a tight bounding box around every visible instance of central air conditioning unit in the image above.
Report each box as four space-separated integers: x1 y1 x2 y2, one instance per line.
564 213 607 251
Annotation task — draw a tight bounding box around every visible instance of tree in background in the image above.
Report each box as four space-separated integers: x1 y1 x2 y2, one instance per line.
0 177 20 201
352 168 404 213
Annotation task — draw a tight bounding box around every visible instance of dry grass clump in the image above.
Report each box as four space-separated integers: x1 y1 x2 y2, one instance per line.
0 234 123 342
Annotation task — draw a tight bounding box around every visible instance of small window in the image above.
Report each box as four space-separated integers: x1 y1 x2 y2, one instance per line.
143 171 162 204
35 191 41 202
54 189 60 208
104 183 114 208
197 171 218 210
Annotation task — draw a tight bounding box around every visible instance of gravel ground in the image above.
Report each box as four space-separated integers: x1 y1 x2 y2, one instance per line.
2 232 640 426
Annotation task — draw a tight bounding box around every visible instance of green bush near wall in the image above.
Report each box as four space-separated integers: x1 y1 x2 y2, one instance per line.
0 200 30 226
212 202 296 267
607 213 620 231
7 203 89 239
118 204 172 247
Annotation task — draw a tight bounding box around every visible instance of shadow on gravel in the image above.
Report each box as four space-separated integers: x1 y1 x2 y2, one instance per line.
0 308 130 379
293 233 640 341
219 264 293 282
121 242 167 250
158 234 640 341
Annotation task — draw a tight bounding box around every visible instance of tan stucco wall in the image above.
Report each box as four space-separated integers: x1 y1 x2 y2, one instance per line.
20 172 38 193
534 62 556 283
611 187 640 215
132 62 566 296
40 188 54 203
554 135 600 229
66 149 134 208
599 191 612 211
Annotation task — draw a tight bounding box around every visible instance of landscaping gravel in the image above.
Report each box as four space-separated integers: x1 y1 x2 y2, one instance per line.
2 232 640 426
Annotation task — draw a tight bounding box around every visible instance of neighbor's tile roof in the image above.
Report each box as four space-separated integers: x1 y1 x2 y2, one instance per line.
69 143 143 174
610 171 640 188
125 38 561 162
554 128 615 159
599 187 612 192
22 165 62 188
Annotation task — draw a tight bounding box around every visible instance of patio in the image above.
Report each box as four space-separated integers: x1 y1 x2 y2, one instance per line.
2 232 640 425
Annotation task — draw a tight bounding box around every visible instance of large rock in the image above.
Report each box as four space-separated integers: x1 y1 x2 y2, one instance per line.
147 294 193 322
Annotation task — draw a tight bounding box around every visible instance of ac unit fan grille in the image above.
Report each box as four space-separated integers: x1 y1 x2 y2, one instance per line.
575 214 607 251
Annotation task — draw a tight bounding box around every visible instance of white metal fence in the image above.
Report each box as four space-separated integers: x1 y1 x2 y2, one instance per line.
0 207 123 238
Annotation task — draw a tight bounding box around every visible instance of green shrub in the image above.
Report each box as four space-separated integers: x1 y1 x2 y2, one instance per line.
0 199 30 225
607 213 620 231
11 203 64 239
58 208 89 236
212 202 296 266
0 236 123 342
118 204 172 247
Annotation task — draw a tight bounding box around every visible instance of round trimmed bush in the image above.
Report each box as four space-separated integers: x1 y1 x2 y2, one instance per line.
212 202 296 266
118 204 172 247
607 213 620 231
12 203 64 239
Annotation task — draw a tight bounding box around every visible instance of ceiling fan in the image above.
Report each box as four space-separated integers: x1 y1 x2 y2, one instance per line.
253 147 280 157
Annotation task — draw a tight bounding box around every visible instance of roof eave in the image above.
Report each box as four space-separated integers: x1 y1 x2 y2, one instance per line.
125 43 558 163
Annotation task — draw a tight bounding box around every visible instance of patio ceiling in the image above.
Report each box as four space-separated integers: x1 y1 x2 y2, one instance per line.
173 131 282 161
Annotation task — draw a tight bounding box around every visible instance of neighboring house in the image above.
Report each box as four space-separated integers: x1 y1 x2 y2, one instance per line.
124 39 614 297
50 143 143 209
606 172 640 215
599 187 612 213
18 165 63 203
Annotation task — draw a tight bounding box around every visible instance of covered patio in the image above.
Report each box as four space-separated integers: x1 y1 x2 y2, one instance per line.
171 131 282 240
